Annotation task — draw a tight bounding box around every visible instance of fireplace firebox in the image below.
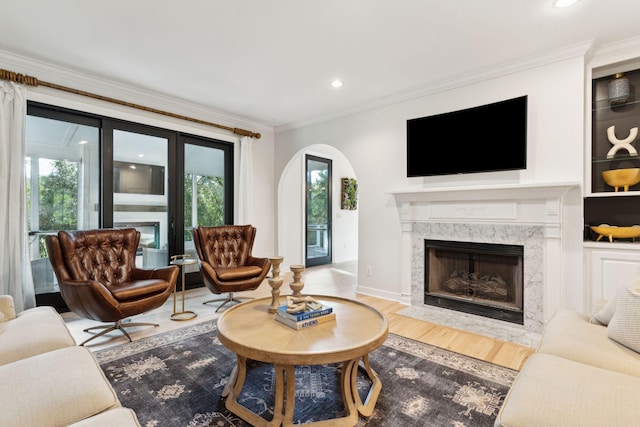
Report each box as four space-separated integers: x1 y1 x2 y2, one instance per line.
424 240 524 324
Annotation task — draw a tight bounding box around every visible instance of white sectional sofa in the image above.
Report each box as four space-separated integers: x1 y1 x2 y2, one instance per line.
0 295 141 427
496 279 640 426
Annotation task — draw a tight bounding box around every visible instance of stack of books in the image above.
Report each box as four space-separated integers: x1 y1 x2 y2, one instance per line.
274 303 335 330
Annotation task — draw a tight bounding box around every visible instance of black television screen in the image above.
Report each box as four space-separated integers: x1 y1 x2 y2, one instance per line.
407 95 527 177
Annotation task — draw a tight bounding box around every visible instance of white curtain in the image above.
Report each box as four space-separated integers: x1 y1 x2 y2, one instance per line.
0 81 35 311
237 135 254 225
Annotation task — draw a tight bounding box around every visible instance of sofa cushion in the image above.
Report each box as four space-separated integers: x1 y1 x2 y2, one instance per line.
496 353 640 427
0 346 121 427
68 408 141 427
216 265 264 280
0 305 76 366
608 283 640 353
537 309 640 378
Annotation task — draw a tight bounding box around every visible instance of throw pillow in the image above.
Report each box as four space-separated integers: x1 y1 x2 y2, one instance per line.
592 273 640 325
0 295 17 322
592 290 620 325
608 283 640 353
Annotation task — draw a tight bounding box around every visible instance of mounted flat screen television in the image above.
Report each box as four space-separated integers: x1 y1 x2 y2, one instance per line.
407 95 527 177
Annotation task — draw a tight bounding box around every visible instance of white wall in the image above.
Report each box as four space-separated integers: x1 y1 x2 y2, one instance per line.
276 53 587 300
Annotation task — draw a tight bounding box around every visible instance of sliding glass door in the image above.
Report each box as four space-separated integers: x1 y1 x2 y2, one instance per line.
25 108 101 309
109 125 173 269
26 102 234 308
180 136 234 285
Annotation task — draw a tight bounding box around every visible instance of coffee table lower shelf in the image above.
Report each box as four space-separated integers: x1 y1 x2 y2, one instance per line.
221 353 382 427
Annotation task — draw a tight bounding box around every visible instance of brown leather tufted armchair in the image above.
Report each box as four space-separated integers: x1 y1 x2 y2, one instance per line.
45 228 178 345
192 225 271 312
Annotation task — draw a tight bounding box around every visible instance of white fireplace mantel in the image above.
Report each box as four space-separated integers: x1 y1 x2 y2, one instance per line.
387 181 581 230
388 181 582 346
387 181 581 203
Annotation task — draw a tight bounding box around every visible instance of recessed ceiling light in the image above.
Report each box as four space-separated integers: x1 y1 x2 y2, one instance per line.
138 153 144 158
330 79 343 88
77 140 88 145
553 0 580 8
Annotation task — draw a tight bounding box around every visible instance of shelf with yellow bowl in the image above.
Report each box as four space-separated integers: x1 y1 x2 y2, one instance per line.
591 225 640 243
601 168 640 192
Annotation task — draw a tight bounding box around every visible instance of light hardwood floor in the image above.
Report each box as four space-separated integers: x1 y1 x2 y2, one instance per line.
61 260 534 371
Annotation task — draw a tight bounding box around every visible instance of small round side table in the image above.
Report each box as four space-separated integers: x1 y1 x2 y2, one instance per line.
169 254 198 321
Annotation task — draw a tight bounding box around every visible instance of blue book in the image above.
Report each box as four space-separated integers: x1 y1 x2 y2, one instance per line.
275 312 336 330
276 304 333 321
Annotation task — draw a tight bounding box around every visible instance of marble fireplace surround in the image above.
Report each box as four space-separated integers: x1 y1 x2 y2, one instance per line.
389 182 580 348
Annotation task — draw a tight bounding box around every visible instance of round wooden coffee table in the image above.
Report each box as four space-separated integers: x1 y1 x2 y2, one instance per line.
217 295 389 427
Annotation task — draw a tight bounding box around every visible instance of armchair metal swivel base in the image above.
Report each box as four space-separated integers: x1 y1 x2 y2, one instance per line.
80 319 160 346
203 292 253 313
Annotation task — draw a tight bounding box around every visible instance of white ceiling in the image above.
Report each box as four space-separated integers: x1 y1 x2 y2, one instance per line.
2 1 640 129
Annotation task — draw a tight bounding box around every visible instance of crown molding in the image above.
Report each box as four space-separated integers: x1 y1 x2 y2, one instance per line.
0 49 273 137
275 40 593 134
588 35 640 72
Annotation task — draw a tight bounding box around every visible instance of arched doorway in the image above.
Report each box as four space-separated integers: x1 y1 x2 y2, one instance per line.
277 145 358 268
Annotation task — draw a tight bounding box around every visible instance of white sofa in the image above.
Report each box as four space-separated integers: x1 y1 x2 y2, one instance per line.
0 295 141 427
496 280 640 426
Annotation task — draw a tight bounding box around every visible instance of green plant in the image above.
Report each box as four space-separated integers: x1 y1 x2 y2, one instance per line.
341 178 358 210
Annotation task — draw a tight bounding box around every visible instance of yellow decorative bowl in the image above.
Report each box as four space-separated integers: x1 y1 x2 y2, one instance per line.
602 168 640 192
591 225 640 242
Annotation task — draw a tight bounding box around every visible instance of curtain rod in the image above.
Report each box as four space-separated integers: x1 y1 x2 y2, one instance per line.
0 68 261 139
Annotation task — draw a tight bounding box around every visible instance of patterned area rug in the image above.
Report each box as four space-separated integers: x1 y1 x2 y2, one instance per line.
96 320 517 427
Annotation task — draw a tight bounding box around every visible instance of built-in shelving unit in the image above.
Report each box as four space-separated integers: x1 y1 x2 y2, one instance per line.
584 57 640 309
591 68 640 194
585 63 640 237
